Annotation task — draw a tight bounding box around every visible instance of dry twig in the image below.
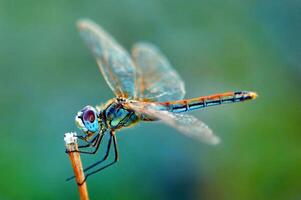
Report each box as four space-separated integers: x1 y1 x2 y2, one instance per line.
64 132 89 200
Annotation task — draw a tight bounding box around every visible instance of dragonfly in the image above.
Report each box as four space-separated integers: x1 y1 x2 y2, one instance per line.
68 19 257 182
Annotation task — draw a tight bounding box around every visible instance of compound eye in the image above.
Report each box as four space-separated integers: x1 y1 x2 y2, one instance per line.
83 109 96 123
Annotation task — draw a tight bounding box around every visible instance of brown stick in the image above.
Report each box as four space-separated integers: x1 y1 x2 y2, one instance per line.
65 133 89 200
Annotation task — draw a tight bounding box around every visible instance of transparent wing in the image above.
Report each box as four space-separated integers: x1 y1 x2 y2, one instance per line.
127 102 220 145
132 42 185 102
77 19 136 98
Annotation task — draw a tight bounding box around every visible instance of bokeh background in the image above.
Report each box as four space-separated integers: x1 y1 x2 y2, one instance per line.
0 0 300 199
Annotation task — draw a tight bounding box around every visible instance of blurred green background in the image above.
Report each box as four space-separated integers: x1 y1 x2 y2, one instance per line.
0 0 300 199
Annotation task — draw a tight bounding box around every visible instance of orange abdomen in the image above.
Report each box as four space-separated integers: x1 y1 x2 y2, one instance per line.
159 91 257 113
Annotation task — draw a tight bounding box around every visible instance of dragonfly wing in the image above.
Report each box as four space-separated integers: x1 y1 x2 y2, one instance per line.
132 42 185 101
77 19 136 98
127 102 220 145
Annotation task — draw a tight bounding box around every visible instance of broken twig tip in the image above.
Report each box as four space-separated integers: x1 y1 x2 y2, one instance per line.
64 132 78 145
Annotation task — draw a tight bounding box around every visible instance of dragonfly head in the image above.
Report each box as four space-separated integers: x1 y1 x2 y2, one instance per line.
75 105 101 135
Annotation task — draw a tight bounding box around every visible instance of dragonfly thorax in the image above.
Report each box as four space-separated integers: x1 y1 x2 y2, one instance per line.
102 98 140 130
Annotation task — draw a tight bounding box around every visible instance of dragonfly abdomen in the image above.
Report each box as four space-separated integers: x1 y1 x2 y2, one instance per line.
160 91 257 113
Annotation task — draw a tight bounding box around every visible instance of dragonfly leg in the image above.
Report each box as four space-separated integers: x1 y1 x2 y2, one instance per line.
82 133 112 172
65 134 97 153
66 133 113 182
77 134 99 148
66 134 104 154
83 132 119 182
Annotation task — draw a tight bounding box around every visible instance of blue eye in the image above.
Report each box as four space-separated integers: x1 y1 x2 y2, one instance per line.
81 107 99 133
83 109 95 123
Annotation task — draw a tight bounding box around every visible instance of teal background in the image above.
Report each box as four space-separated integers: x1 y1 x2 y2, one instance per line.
0 0 300 199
